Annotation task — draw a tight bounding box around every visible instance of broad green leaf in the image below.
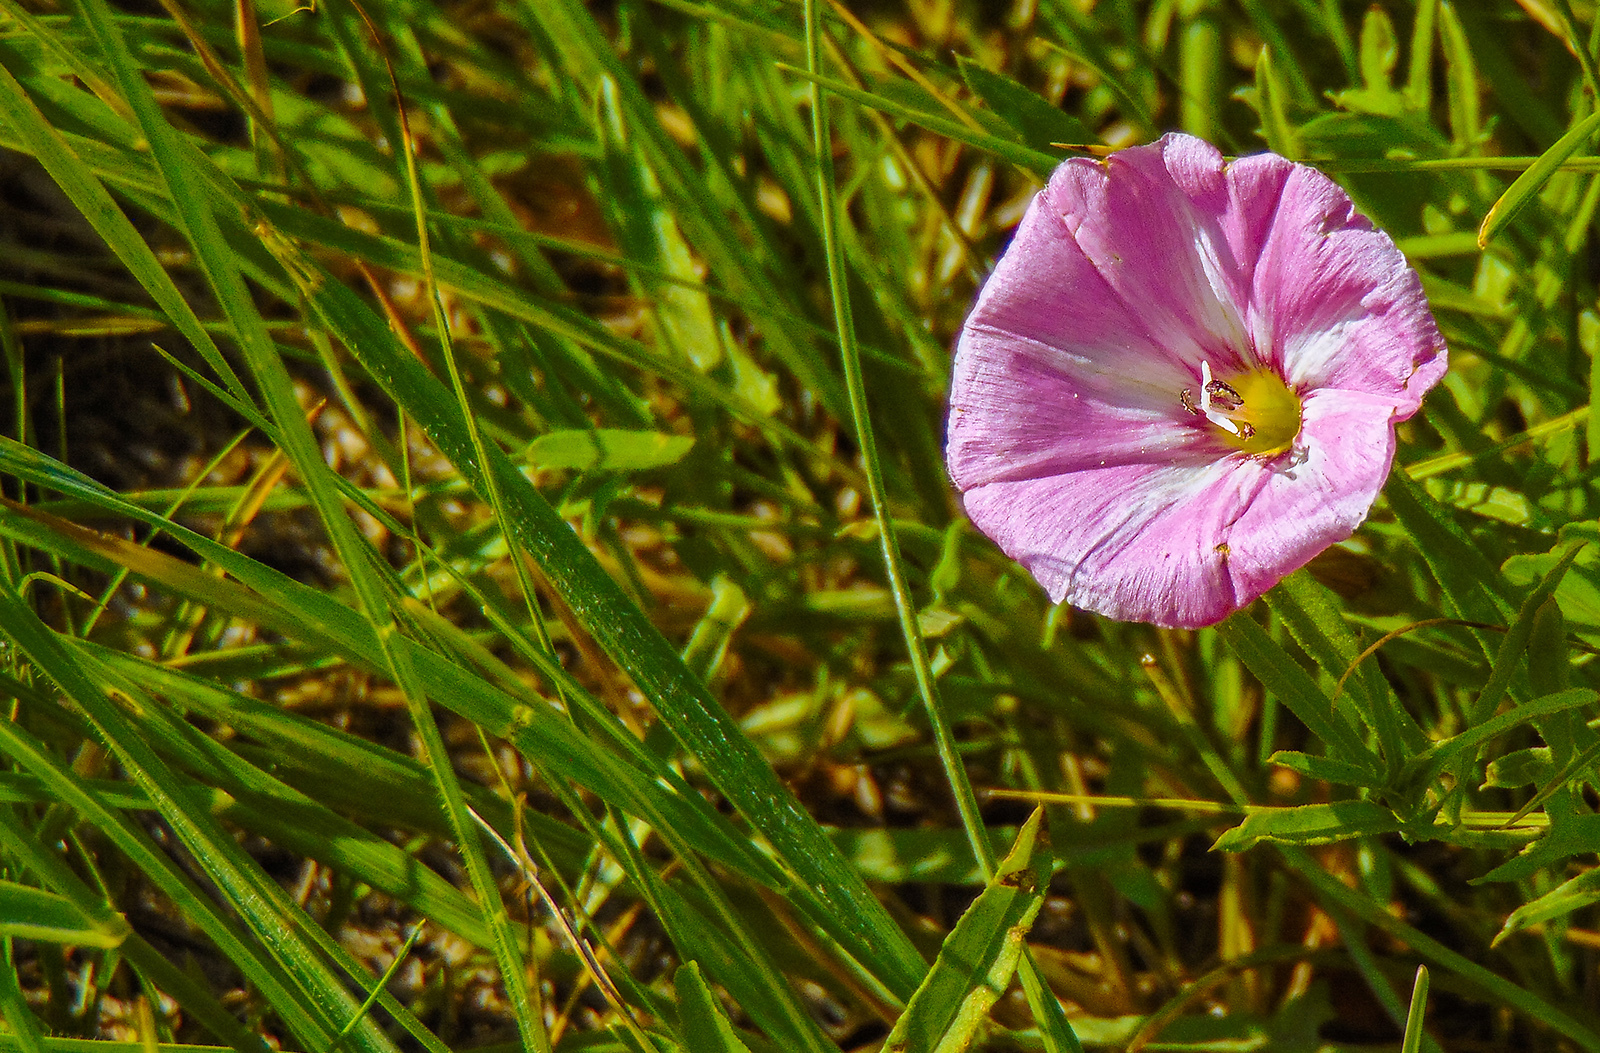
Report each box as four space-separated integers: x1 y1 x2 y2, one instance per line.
1527 596 1570 697
955 55 1090 150
524 429 695 471
882 810 1051 1053
1213 801 1402 852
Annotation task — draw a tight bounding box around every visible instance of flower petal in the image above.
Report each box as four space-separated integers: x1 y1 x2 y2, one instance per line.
961 136 1253 382
959 388 1398 628
1222 388 1402 603
948 326 1217 492
1229 156 1447 416
948 133 1447 626
960 458 1267 628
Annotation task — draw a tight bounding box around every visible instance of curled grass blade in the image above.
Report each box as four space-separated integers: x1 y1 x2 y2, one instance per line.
1478 108 1600 247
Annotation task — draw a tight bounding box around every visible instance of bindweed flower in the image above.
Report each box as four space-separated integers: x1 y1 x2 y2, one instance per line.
946 133 1446 628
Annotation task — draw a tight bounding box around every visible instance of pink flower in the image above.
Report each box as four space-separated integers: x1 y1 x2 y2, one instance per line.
946 133 1446 628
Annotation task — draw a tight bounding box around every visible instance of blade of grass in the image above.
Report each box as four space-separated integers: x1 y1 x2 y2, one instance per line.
1478 109 1600 247
1285 845 1600 1051
248 236 930 994
0 807 272 1053
0 493 795 905
0 40 252 412
0 655 344 1052
777 64 1061 176
805 5 1076 1048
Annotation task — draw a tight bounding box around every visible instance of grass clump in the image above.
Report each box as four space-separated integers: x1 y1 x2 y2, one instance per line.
0 1 1598 1051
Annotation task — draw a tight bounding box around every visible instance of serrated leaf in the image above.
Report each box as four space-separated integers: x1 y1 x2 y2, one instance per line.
1403 688 1596 789
1267 750 1387 789
1215 613 1377 773
1485 747 1556 789
883 810 1051 1053
1267 569 1425 769
1479 813 1600 883
1494 867 1600 946
1213 801 1401 852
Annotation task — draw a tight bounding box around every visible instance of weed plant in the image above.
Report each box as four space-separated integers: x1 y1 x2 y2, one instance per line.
0 0 1598 1050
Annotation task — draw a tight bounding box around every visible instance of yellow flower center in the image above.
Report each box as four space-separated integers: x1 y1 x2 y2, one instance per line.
1183 362 1302 457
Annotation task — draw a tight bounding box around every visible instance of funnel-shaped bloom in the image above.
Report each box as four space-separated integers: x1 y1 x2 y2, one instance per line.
947 134 1446 628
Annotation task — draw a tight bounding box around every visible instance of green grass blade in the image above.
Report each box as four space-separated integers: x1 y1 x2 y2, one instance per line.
1285 846 1600 1051
1478 108 1600 247
0 880 127 947
673 962 755 1053
0 39 252 411
261 249 930 994
1215 613 1378 773
778 64 1061 176
0 685 339 1051
881 811 1051 1053
1267 570 1426 770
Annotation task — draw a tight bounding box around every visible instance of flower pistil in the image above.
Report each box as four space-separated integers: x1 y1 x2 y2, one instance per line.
1183 361 1302 457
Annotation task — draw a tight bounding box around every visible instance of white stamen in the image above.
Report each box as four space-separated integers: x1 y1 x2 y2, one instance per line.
1198 360 1246 437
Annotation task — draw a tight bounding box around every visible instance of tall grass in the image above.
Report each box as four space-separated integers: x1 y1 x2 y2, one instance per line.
0 0 1597 1050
